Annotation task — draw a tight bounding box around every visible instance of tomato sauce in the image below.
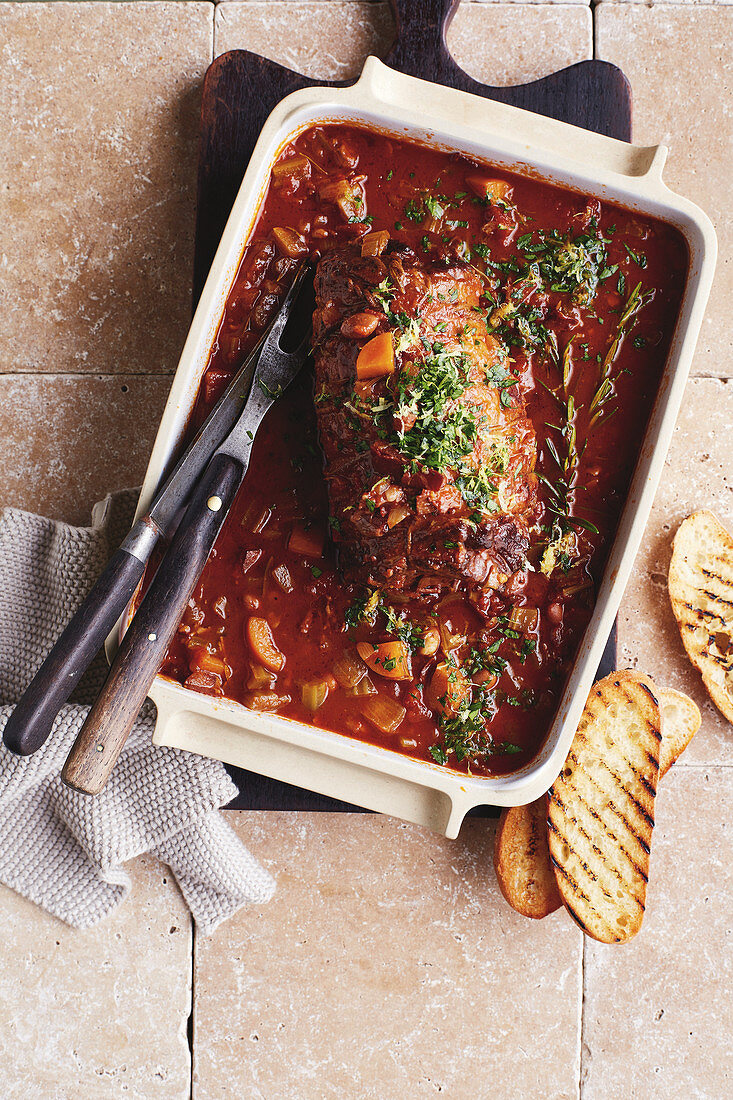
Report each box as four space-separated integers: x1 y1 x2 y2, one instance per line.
158 123 687 777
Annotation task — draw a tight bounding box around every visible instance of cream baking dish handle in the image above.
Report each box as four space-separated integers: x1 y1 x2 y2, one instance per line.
150 680 475 838
354 57 669 183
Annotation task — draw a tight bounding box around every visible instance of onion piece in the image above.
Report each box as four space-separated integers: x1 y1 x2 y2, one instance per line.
332 649 368 689
318 177 366 222
361 694 406 734
349 674 377 697
438 619 466 655
271 226 307 258
507 606 539 633
244 692 291 712
272 564 294 594
272 155 311 183
247 664 276 691
361 229 389 257
288 522 325 558
387 504 411 529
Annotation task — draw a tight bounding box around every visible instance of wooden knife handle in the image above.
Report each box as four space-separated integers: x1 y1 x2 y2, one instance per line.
2 519 159 756
61 453 244 795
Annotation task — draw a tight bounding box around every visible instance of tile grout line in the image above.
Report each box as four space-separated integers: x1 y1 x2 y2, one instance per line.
578 937 587 1099
0 372 177 380
189 922 197 1100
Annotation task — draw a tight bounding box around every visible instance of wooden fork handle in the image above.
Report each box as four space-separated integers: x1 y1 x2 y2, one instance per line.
61 453 244 795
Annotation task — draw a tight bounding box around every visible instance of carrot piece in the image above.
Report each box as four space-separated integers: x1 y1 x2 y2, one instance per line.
355 332 395 380
426 661 471 716
465 174 513 203
189 649 227 678
288 522 324 558
245 617 285 672
356 640 412 681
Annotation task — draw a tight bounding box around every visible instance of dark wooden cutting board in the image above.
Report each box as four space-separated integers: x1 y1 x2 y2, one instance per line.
191 0 627 811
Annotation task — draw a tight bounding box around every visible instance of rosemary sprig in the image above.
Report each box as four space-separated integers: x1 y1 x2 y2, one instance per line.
600 281 653 382
588 280 653 428
588 376 613 428
562 336 574 394
541 383 599 539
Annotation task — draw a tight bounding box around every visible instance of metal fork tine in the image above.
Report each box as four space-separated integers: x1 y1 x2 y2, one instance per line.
262 261 312 354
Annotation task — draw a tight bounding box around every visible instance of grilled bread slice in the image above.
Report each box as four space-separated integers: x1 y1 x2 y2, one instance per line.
658 686 701 777
495 680 698 924
668 510 733 724
493 798 562 919
547 671 661 943
495 682 698 923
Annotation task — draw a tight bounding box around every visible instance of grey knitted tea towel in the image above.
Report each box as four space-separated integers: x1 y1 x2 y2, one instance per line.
0 491 275 933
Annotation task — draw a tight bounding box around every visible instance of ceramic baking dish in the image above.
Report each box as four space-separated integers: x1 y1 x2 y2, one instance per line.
121 58 716 838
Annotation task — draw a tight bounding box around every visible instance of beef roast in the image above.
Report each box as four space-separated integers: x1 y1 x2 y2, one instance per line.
312 243 537 598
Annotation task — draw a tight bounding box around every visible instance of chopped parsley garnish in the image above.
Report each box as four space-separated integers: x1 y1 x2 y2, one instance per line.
454 466 499 515
465 644 506 679
392 348 478 472
404 198 425 223
373 277 394 310
434 685 497 763
496 616 520 640
378 600 424 651
623 243 648 269
343 589 424 651
344 588 379 629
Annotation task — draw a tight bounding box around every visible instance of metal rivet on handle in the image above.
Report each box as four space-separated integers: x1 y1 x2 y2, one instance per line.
207 495 223 512
148 633 157 641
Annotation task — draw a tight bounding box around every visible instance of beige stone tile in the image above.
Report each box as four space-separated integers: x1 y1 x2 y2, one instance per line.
581 766 733 1100
0 2 213 376
0 374 171 524
599 0 731 5
217 0 591 7
447 1 592 84
617 377 733 765
0 853 191 1100
596 4 732 378
215 1 395 78
215 2 592 86
193 811 582 1100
